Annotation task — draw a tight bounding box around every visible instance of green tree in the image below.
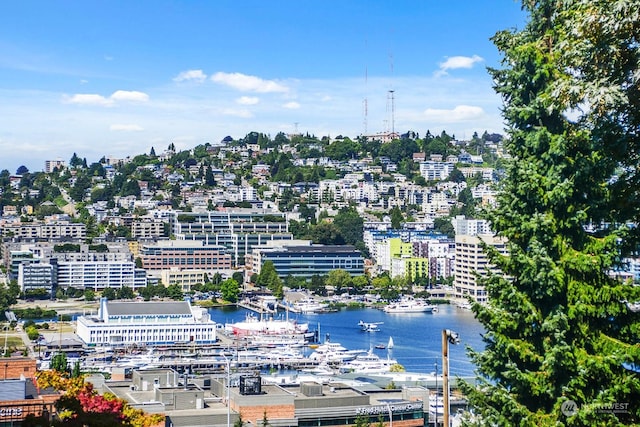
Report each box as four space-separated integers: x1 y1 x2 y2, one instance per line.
325 269 352 295
232 271 244 285
71 360 81 378
256 261 284 299
166 284 184 300
83 289 95 302
461 2 640 425
26 326 39 341
353 414 370 427
101 288 116 300
116 286 134 300
50 352 68 373
220 278 240 303
389 206 403 229
332 207 364 247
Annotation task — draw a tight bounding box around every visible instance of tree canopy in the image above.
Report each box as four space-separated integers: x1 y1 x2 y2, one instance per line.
461 1 640 425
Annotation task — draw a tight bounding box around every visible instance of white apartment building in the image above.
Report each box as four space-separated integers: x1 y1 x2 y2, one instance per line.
131 219 166 239
451 216 492 236
1 221 86 240
419 161 454 181
44 159 66 173
76 299 217 347
56 260 147 291
454 234 508 303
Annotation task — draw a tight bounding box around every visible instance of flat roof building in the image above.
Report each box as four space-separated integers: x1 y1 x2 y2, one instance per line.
76 299 217 347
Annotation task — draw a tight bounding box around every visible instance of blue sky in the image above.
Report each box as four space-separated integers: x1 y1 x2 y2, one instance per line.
0 1 526 172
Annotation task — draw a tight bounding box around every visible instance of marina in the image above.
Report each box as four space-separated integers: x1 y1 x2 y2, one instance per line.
38 302 484 380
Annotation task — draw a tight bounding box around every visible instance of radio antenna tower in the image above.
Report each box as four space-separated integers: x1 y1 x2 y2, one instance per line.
363 66 368 135
389 89 395 136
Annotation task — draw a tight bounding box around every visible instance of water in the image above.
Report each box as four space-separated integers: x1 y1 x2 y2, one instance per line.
208 304 484 378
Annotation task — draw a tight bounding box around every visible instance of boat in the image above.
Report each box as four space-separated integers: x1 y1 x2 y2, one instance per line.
292 298 329 314
374 344 386 350
309 341 365 363
387 336 394 349
225 312 309 336
338 350 399 374
383 296 435 313
358 320 383 332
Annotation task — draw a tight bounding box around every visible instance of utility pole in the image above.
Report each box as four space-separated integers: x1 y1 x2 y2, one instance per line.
442 329 460 427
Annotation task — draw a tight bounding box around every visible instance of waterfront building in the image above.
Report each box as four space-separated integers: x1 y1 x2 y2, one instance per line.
250 242 365 279
454 234 508 303
102 368 426 427
372 236 455 280
76 299 217 347
55 260 147 291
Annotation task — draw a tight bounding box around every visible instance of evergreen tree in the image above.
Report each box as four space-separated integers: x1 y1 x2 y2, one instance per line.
256 261 284 299
461 1 640 425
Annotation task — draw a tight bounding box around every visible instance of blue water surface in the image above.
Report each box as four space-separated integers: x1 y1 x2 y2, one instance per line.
208 304 484 378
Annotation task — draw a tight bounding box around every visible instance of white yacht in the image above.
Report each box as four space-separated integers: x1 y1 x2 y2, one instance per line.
338 350 398 374
293 298 329 313
309 341 365 363
383 296 435 313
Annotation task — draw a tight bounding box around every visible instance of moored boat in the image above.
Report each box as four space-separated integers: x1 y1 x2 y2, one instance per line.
383 296 435 313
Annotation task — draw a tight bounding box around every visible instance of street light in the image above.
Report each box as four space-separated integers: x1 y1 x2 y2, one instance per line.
221 354 231 427
386 403 393 427
442 329 460 427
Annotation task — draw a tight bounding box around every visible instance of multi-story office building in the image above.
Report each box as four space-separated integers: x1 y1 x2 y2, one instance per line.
169 209 294 266
18 263 54 296
55 260 147 291
454 234 508 303
76 299 217 346
139 240 232 271
160 269 212 292
251 243 365 279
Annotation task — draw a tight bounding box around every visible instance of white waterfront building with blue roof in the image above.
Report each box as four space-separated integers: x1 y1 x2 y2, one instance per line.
76 298 217 347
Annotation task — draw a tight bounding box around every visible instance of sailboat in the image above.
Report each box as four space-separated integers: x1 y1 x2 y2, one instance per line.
387 336 394 349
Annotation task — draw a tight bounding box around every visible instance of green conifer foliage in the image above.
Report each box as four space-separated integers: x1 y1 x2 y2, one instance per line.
461 1 640 425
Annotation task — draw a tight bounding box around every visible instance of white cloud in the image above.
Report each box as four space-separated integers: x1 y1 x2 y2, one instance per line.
64 93 112 106
109 124 144 132
236 96 259 105
211 72 288 93
423 105 484 122
436 55 483 76
110 90 149 102
282 101 300 109
173 69 207 83
63 90 149 106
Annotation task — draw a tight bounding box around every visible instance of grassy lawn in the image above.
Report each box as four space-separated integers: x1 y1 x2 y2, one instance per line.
53 195 68 208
